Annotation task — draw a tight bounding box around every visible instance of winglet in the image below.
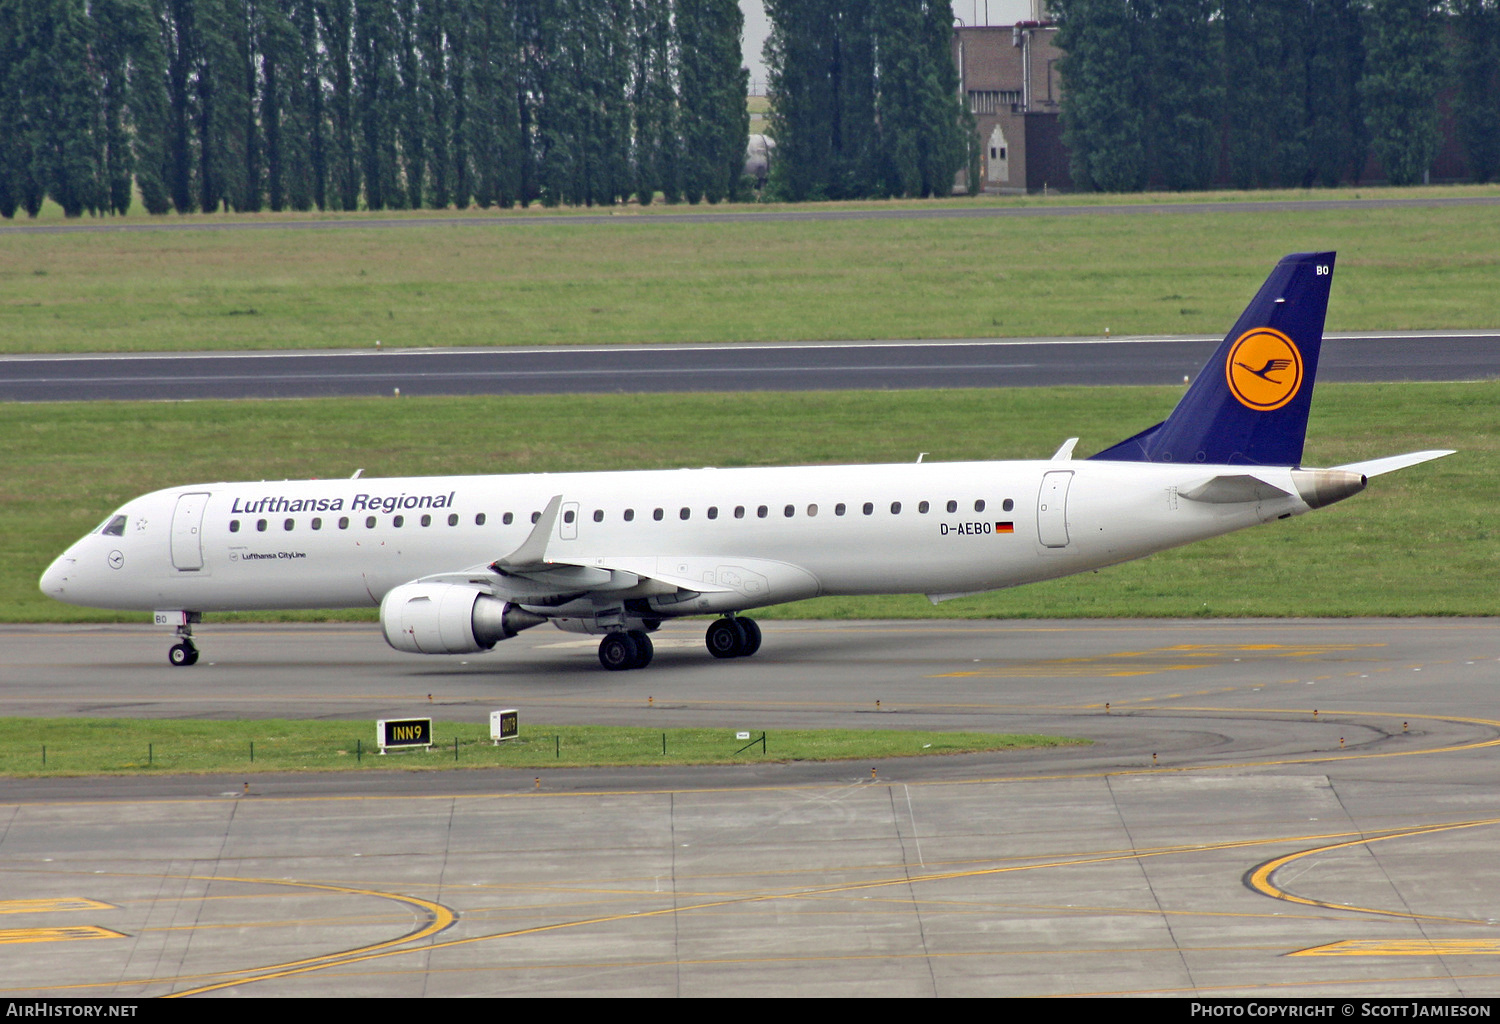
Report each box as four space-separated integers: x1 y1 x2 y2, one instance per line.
492 494 563 572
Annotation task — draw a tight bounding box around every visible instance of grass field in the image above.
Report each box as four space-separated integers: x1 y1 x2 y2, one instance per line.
8 382 1492 623
0 718 1084 777
3 185 1500 353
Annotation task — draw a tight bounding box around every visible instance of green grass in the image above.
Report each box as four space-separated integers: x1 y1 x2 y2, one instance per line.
3 185 1500 352
7 383 1493 622
0 718 1083 777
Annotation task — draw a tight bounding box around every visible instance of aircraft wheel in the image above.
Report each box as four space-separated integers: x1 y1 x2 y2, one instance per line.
705 618 747 659
737 618 762 657
598 632 641 671
627 630 654 669
168 642 199 667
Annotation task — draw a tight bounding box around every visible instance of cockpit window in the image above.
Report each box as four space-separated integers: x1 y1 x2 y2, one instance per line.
99 515 128 537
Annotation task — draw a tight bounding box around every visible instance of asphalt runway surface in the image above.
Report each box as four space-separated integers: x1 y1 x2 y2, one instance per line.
3 332 1498 402
3 617 1499 998
6 192 1499 235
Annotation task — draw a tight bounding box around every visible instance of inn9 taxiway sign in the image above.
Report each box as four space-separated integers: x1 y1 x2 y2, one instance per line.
378 717 432 753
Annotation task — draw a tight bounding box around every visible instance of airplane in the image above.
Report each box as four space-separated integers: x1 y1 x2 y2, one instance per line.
40 251 1452 671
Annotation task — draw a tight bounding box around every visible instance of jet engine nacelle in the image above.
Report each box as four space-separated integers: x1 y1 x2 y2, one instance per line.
380 582 546 655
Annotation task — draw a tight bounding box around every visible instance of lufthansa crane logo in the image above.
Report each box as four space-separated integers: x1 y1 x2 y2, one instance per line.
1225 328 1303 411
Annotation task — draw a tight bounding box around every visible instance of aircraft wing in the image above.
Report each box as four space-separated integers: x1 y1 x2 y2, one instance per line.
406 493 759 604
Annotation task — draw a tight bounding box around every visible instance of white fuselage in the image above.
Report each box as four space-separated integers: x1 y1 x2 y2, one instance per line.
40 458 1310 616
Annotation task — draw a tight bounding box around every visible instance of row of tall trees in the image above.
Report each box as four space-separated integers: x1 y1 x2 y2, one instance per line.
1053 0 1500 192
762 0 972 200
0 0 749 218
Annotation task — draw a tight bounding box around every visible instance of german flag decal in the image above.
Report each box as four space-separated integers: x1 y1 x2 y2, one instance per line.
995 522 1015 534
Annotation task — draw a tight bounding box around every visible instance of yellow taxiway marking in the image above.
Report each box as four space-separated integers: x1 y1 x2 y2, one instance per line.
1291 939 1500 957
0 898 114 914
0 926 123 945
1249 817 1500 925
159 820 1497 995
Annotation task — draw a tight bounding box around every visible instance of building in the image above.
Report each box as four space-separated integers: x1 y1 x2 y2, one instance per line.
954 19 1071 193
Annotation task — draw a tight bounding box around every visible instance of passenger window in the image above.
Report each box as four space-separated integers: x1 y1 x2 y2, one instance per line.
624 508 635 522
862 502 873 516
653 508 664 521
530 511 540 524
593 509 603 522
1003 498 1014 512
946 500 958 513
284 518 295 531
339 517 350 530
807 504 818 517
100 515 128 537
447 514 458 526
707 506 718 520
734 506 745 519
835 503 846 516
420 514 430 527
477 513 488 526
975 499 986 512
503 512 514 525
257 519 267 532
890 501 902 514
918 501 929 514
680 508 691 520
393 515 404 527
564 510 576 524
757 506 768 518
312 518 323 530
229 520 240 533
783 504 794 518
365 516 377 529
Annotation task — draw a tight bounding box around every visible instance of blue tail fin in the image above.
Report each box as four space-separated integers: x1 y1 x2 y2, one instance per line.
1090 252 1335 467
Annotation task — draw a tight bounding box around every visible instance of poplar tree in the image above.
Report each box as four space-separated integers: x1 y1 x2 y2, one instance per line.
679 0 748 203
764 0 876 200
1147 0 1219 191
631 0 679 204
1361 0 1446 186
1453 0 1500 182
1305 0 1368 187
0 0 41 217
1053 0 1149 192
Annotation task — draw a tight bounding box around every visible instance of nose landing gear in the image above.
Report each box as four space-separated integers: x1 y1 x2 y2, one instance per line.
156 610 202 667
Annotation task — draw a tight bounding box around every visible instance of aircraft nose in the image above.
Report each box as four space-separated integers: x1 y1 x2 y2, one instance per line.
40 553 75 597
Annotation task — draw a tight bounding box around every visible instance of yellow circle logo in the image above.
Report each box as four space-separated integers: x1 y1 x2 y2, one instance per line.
1225 328 1303 411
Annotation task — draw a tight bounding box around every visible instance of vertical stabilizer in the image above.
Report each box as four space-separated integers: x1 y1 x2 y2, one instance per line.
1090 252 1335 467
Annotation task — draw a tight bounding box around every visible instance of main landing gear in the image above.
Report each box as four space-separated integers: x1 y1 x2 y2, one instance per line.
169 640 199 667
705 616 761 659
598 629 655 671
596 617 763 670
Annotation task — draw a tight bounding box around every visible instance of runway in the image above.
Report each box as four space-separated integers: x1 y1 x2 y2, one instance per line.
5 192 1499 236
3 332 1498 402
2 618 1499 997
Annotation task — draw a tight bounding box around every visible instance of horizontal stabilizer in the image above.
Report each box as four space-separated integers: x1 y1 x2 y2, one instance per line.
1332 450 1455 478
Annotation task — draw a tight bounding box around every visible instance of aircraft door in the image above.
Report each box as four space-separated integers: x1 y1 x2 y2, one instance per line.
1037 471 1073 548
559 501 580 541
171 492 211 571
